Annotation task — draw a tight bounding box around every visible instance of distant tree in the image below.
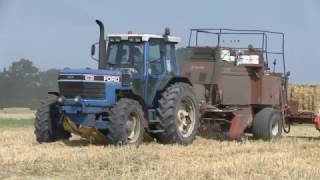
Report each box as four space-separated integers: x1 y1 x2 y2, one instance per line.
5 59 39 81
0 59 40 108
0 59 60 109
37 69 60 101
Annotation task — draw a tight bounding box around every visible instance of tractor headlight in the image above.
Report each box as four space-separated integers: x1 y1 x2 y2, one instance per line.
74 96 82 104
104 75 120 83
57 96 65 104
128 37 142 42
134 37 142 42
109 37 121 42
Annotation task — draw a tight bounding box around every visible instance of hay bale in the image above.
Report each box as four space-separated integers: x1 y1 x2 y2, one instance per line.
288 84 320 114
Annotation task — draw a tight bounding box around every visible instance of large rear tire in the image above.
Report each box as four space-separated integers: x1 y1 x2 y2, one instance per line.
252 107 282 140
34 98 71 143
105 98 145 145
155 83 199 145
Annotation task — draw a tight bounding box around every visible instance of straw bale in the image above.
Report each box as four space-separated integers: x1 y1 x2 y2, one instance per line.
288 84 320 114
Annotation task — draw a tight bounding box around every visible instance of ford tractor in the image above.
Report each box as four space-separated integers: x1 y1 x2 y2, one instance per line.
34 20 199 145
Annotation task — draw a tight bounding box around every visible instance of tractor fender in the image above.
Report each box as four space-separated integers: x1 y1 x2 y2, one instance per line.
151 76 192 108
158 76 192 92
48 91 60 97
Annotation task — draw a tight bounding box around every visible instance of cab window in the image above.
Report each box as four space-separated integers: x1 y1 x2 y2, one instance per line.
148 40 164 75
107 42 144 73
165 44 176 74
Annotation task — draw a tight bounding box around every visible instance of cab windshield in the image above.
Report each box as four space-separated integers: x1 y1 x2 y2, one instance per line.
106 41 144 73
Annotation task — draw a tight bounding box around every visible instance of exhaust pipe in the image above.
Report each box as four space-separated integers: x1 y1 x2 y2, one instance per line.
95 20 108 69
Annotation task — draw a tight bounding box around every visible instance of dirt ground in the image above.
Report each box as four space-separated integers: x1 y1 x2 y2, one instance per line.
0 124 319 180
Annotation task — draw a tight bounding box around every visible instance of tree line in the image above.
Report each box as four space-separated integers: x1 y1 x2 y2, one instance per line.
0 59 60 109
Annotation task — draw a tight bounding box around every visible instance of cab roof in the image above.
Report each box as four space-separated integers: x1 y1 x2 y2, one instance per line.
107 34 181 43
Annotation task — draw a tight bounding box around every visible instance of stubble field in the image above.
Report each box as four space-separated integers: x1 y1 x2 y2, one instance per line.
0 118 320 180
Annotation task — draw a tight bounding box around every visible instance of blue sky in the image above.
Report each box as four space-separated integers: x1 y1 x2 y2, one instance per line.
0 0 319 83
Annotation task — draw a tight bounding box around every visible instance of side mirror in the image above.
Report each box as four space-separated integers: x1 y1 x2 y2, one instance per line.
91 44 96 56
90 43 99 62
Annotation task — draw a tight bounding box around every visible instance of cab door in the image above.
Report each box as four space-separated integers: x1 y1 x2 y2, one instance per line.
145 39 166 105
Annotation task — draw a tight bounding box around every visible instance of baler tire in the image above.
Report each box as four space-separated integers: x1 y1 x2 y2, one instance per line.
34 97 71 143
155 83 199 145
252 108 282 140
106 98 145 145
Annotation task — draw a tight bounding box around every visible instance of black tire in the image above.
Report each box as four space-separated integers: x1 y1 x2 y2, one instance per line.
105 98 145 145
252 108 282 140
34 97 71 143
155 83 199 145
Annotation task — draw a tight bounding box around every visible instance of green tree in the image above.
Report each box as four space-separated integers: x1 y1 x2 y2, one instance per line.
0 59 60 109
0 59 40 108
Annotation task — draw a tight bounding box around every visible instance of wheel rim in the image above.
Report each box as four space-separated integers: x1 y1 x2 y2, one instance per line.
126 112 141 143
176 96 196 138
271 118 279 136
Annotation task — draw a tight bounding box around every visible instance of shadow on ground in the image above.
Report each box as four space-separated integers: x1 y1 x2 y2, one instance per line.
285 136 320 141
62 139 91 147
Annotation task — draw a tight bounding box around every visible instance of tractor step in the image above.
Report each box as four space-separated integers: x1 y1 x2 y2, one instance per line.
148 109 163 124
149 129 165 133
149 119 162 124
147 109 164 133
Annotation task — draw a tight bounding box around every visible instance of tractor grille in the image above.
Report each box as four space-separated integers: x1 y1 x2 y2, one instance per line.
59 82 106 100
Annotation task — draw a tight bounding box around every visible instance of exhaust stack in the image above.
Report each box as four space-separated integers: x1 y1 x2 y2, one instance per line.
95 20 108 69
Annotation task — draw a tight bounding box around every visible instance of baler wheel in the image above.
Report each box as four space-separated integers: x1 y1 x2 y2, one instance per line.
252 108 282 140
34 97 71 143
106 98 145 145
155 83 199 145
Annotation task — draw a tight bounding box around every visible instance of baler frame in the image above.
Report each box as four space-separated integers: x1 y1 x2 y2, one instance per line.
188 28 286 74
187 29 320 134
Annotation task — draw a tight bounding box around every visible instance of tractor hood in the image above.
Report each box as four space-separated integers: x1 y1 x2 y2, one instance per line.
60 69 121 76
57 68 129 107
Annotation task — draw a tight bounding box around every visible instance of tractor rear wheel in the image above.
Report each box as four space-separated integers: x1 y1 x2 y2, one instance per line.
252 107 282 140
155 83 199 145
105 98 145 145
34 97 71 143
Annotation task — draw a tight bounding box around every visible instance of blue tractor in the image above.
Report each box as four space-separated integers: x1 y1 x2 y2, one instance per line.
34 20 199 145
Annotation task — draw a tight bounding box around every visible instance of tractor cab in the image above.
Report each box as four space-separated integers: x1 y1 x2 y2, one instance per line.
104 33 180 75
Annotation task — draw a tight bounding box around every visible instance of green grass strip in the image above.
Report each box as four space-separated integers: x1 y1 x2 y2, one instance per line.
0 119 34 127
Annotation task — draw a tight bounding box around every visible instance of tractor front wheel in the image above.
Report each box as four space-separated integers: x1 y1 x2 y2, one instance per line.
34 97 71 143
105 98 145 145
